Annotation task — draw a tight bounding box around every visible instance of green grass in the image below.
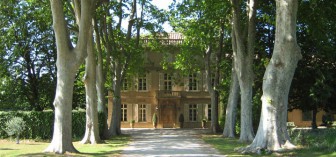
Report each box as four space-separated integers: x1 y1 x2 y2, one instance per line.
0 135 130 157
203 129 336 157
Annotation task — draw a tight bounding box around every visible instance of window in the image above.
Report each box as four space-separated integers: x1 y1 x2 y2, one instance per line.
121 104 127 122
139 104 147 122
164 73 172 91
122 78 128 91
189 104 197 121
302 110 312 121
188 73 198 91
207 104 211 121
138 74 147 91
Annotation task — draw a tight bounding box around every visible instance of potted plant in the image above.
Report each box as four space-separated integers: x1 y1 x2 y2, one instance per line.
202 118 207 129
130 119 135 128
152 113 158 129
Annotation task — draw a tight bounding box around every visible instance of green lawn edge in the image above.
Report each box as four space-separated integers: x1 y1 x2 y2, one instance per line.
0 135 130 157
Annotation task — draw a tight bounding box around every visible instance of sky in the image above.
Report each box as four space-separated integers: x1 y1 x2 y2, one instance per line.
152 0 172 10
151 0 174 32
121 0 174 33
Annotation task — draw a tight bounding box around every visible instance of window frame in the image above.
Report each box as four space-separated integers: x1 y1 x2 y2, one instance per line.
189 104 197 122
188 73 198 91
164 73 172 91
138 104 147 122
122 78 129 91
121 104 128 122
138 74 147 91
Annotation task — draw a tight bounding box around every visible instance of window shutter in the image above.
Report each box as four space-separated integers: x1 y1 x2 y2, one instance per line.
134 104 139 122
159 73 164 90
147 104 151 122
197 73 202 91
203 73 208 92
197 104 203 122
127 104 132 122
184 76 189 91
184 104 189 122
147 73 151 91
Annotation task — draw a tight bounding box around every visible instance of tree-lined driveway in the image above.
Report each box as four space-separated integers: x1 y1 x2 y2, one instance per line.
121 128 224 157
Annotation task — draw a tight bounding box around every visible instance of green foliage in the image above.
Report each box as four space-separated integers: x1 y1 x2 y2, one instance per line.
3 117 26 137
204 130 336 156
291 129 336 153
218 116 225 131
0 0 56 111
289 0 336 114
152 113 158 124
0 111 106 140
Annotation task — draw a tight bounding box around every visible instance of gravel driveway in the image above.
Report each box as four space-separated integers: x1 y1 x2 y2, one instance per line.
120 128 225 157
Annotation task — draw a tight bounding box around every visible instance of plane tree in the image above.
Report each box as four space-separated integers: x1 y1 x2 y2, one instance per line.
229 0 257 142
169 0 231 133
240 0 301 152
44 0 95 154
94 0 167 137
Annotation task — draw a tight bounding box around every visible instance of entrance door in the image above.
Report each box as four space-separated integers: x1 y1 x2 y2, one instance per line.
161 104 176 128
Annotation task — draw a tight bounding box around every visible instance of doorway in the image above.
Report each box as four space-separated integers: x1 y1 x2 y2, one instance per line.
160 104 176 128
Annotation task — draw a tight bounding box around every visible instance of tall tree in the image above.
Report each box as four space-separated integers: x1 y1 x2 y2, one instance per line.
223 30 240 137
44 0 94 153
81 17 101 144
230 0 256 142
95 0 164 137
170 0 230 133
241 0 301 152
0 0 56 111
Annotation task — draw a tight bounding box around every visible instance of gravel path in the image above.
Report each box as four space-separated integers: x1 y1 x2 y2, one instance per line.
121 128 225 157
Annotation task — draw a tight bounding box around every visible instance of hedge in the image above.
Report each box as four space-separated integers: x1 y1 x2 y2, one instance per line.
0 110 106 140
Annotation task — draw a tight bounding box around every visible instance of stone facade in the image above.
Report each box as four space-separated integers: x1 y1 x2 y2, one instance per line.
107 33 212 128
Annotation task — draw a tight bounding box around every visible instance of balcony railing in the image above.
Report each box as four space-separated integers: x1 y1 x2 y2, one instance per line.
156 90 181 98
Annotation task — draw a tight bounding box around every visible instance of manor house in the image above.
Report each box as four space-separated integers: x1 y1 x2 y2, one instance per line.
107 33 212 128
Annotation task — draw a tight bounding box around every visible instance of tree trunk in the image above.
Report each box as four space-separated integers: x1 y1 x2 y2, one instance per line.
81 26 101 144
44 0 93 154
94 18 107 114
223 67 239 138
204 46 220 133
211 91 220 133
44 66 79 153
108 63 122 137
93 16 110 139
231 0 256 142
240 0 301 153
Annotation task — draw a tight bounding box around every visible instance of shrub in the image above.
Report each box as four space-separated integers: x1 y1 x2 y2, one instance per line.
3 117 26 143
290 129 336 153
0 110 106 140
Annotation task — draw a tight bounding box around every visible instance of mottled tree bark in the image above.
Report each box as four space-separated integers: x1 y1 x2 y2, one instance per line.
81 25 101 144
240 0 301 153
223 66 239 138
45 0 94 154
230 0 256 142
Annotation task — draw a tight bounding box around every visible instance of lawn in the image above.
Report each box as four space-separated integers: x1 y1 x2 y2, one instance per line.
203 129 336 157
0 135 130 157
